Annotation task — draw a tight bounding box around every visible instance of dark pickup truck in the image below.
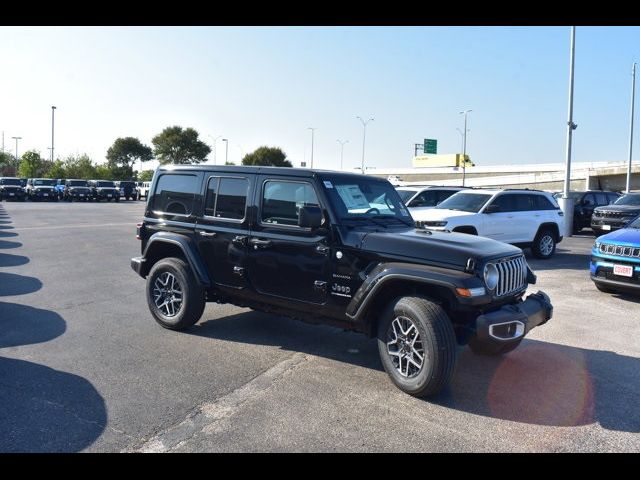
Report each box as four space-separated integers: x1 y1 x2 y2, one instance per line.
131 166 553 397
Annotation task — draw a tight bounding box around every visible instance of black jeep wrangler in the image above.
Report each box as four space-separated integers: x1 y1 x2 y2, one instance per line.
89 180 120 202
131 166 553 397
63 179 92 201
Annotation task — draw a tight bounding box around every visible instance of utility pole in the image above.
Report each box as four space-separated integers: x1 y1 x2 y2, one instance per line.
51 106 57 162
459 110 472 186
559 26 578 237
356 116 374 173
308 127 317 168
337 139 348 170
627 62 636 193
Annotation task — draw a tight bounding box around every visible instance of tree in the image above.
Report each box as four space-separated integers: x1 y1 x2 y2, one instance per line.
151 126 211 165
0 151 18 176
139 169 155 182
241 146 292 167
94 163 112 180
106 137 153 179
18 150 45 178
63 154 97 180
47 160 66 179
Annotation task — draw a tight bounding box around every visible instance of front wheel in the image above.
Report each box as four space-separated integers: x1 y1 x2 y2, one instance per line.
377 296 457 397
531 229 556 259
146 257 205 330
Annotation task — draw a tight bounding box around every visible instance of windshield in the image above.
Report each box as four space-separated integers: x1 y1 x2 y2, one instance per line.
1 178 22 186
320 175 413 225
68 180 88 187
97 181 115 188
613 194 640 206
396 189 417 204
436 192 493 213
34 179 56 186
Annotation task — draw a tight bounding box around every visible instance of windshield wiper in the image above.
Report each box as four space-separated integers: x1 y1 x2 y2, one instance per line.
341 217 389 228
375 214 413 227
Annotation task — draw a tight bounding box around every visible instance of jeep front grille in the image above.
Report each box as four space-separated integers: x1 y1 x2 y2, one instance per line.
599 243 640 258
495 256 527 297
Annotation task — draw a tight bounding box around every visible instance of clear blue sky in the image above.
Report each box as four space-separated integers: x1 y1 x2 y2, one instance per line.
1 26 640 171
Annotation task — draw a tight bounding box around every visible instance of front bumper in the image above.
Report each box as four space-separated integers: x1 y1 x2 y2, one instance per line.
591 218 634 231
1 190 25 199
590 256 640 292
471 291 553 348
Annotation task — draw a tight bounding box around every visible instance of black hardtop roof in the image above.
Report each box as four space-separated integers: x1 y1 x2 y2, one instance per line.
155 165 388 181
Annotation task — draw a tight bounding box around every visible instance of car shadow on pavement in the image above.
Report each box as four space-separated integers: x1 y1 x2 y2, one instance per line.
193 310 382 371
193 311 638 434
434 338 640 433
0 272 42 297
526 250 591 272
0 230 18 238
0 253 29 268
0 224 14 229
0 301 107 452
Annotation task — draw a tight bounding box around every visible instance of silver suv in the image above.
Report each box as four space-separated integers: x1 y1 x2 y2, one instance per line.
412 188 565 259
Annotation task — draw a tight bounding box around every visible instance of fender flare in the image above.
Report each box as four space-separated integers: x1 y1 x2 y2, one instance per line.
142 232 211 287
346 262 482 322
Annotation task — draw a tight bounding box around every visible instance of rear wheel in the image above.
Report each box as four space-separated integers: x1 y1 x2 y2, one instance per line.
377 296 457 397
146 257 206 330
531 229 556 259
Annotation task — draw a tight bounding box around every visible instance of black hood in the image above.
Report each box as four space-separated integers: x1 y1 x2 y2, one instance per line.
354 228 523 268
594 205 640 214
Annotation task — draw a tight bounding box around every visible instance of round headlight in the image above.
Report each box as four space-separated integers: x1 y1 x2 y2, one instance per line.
484 263 499 290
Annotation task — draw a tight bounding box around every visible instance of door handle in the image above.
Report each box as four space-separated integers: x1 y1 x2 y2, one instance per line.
232 235 248 246
316 244 330 255
249 238 272 249
198 231 217 237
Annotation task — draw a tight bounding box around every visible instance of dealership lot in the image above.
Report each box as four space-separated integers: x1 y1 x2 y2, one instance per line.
0 200 639 452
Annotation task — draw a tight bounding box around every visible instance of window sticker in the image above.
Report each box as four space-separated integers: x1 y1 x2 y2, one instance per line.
323 181 333 189
335 185 370 209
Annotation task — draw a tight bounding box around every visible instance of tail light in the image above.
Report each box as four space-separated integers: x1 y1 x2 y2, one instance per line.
136 222 142 240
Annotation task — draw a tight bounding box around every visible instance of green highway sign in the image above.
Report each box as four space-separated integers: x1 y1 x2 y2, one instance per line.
424 138 437 154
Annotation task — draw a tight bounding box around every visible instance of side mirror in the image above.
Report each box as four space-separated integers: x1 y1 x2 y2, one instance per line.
298 205 323 229
484 204 501 214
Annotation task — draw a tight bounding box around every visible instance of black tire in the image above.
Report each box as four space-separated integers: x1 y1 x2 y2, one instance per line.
594 282 616 294
531 229 556 259
377 296 457 397
115 197 120 203
146 257 205 331
468 337 522 356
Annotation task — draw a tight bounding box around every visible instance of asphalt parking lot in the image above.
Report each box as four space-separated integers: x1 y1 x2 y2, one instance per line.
0 200 639 452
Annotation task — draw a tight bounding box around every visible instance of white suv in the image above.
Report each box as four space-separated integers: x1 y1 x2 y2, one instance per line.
396 186 468 212
412 188 565 259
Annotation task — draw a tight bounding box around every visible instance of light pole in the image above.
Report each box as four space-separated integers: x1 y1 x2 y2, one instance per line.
222 138 228 165
12 136 22 163
627 62 636 193
459 109 472 186
208 134 223 165
337 139 349 170
307 127 317 168
559 26 578 238
51 106 57 162
356 116 374 173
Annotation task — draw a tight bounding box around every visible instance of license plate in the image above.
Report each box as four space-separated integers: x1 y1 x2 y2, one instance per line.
613 264 633 277
107 194 112 197
9 193 14 196
80 194 84 197
602 225 611 231
43 193 49 197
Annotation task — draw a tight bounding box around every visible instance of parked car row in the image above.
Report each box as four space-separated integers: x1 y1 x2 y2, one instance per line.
0 177 152 202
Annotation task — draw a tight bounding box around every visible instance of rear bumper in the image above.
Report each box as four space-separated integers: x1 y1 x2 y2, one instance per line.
471 291 553 348
131 256 146 277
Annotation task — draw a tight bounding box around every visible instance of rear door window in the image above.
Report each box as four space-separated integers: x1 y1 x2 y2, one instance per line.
204 177 249 220
152 173 201 216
